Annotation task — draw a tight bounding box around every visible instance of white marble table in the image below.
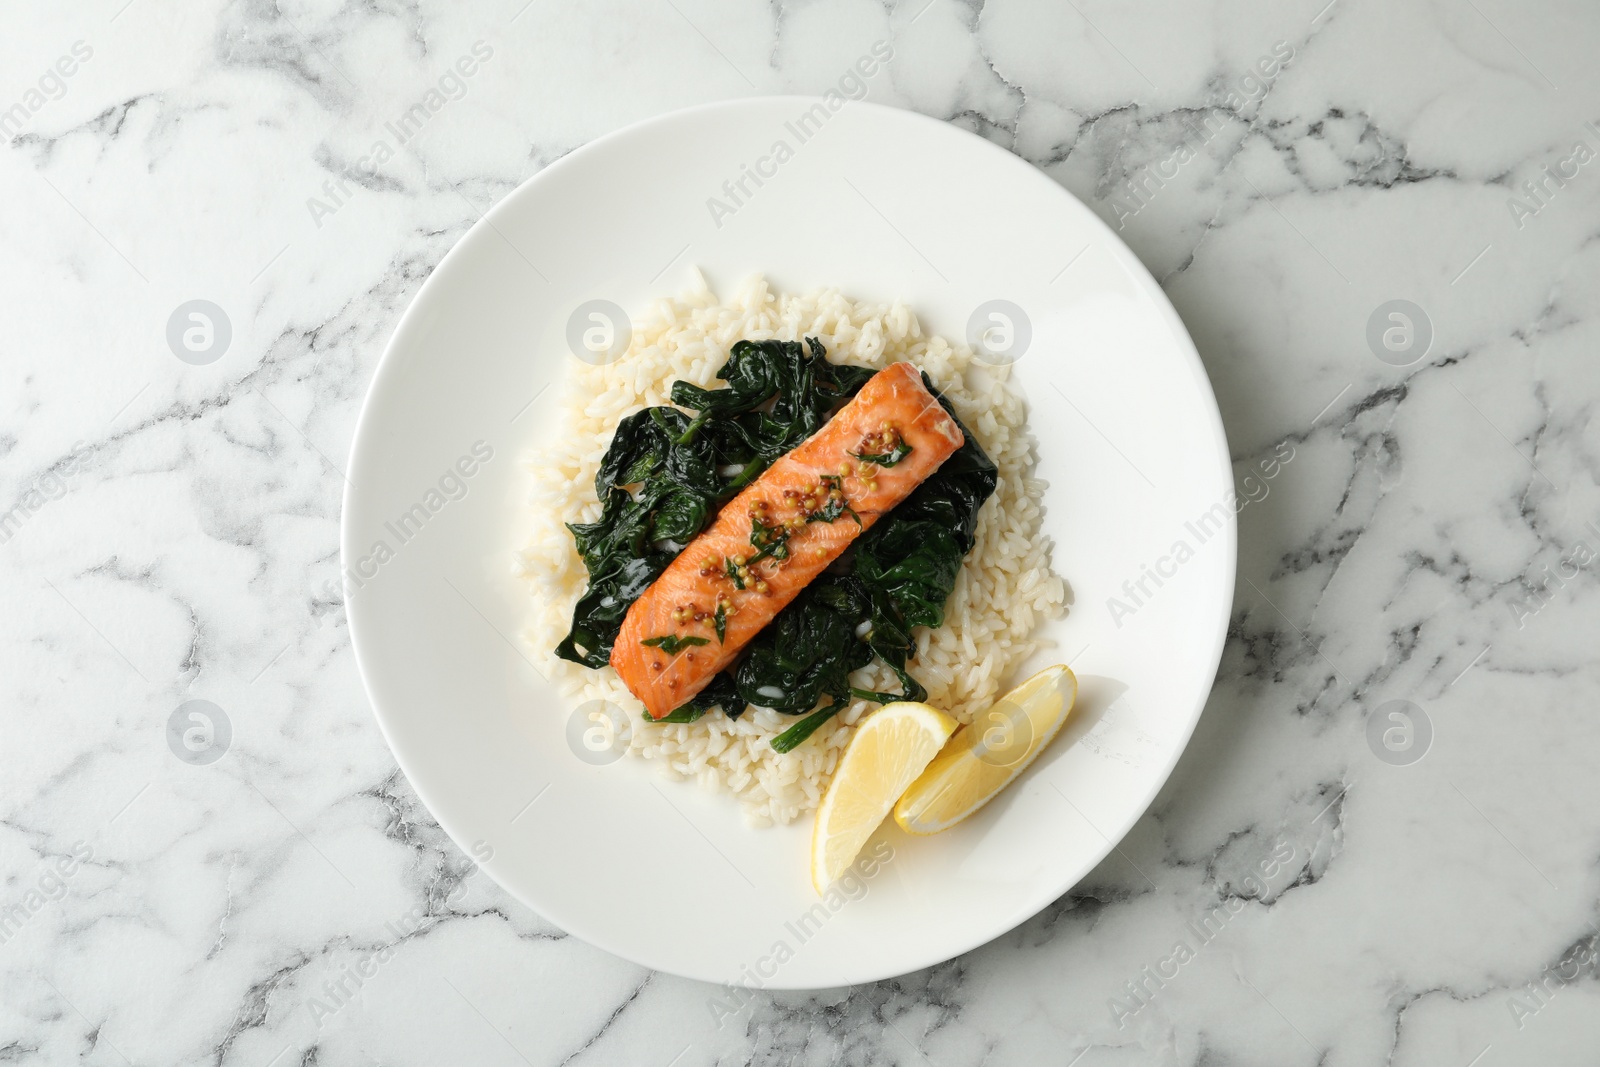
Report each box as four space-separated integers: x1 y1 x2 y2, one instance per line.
4 1 1599 1063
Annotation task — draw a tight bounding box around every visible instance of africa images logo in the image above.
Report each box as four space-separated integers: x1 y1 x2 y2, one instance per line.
305 41 495 229
1106 441 1295 628
705 841 893 1026
1506 120 1600 230
331 441 494 598
703 42 893 229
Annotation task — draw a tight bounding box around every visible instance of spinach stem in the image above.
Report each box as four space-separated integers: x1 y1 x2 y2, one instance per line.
724 457 768 493
675 412 709 446
770 703 843 753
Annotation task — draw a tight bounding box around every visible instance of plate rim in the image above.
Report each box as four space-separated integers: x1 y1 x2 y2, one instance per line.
342 94 1237 988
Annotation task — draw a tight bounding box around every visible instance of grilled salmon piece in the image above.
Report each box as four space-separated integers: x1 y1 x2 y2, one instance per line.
611 361 965 720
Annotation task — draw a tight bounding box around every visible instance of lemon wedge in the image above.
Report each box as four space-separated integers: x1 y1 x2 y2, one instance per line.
810 702 956 893
893 665 1077 835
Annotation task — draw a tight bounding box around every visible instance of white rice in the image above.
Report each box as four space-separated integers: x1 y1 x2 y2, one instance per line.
516 272 1065 825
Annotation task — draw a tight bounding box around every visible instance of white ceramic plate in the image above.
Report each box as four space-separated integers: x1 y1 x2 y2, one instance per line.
344 98 1234 988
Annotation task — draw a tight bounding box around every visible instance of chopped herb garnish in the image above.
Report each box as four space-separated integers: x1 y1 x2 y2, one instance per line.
748 514 791 563
807 475 860 526
714 601 727 643
725 557 745 589
641 634 710 655
851 439 913 467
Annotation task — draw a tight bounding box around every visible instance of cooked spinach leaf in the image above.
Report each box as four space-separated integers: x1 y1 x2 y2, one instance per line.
732 577 876 714
556 339 873 668
558 342 998 752
672 338 876 495
657 671 740 723
729 384 997 744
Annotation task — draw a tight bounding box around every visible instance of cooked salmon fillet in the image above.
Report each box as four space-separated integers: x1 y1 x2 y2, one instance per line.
611 361 965 719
